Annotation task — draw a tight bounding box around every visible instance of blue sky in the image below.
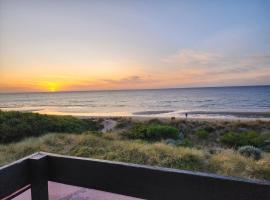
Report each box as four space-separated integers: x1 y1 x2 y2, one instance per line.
0 0 270 92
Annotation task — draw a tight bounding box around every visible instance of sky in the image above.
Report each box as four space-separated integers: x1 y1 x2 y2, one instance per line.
0 0 270 92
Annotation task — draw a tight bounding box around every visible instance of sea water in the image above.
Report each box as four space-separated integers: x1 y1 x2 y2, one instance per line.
0 86 269 119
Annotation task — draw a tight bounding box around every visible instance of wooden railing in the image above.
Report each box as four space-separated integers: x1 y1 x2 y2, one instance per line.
0 152 269 200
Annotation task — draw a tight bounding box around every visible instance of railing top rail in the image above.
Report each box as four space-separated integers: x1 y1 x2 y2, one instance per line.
42 151 270 185
0 152 40 170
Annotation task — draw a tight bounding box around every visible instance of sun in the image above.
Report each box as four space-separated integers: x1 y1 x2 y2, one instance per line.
38 81 63 92
47 82 60 92
49 86 56 92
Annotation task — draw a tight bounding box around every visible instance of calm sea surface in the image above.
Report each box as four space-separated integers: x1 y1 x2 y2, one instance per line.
0 86 270 119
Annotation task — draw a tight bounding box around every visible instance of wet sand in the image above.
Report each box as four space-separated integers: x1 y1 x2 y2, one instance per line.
77 111 270 122
133 110 174 115
186 111 270 118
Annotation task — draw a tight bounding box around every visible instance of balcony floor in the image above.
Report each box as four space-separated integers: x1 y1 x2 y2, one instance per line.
13 181 143 200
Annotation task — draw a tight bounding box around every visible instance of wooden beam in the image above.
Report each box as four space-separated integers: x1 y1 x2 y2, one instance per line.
46 153 270 200
0 155 31 199
1 152 269 200
29 153 49 200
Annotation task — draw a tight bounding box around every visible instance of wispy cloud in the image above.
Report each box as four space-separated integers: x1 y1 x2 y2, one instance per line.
162 49 270 86
102 75 143 84
164 49 221 66
57 75 160 91
165 49 270 69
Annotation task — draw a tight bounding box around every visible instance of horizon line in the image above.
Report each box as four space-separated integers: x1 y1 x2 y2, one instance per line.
0 84 269 95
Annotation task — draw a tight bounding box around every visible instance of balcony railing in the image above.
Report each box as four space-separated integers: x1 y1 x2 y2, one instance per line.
0 152 269 200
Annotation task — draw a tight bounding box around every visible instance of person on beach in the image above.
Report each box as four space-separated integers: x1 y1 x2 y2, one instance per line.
185 113 188 119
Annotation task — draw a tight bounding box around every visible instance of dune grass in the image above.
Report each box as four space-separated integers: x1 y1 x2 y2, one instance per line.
0 132 269 181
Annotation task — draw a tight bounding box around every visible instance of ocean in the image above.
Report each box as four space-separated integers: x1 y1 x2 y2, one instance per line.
0 85 270 119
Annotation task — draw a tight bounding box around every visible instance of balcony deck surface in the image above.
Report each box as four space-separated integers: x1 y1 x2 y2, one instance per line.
13 181 143 200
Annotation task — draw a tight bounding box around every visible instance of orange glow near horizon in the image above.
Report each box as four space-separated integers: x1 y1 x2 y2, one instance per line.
1 50 270 93
0 63 270 93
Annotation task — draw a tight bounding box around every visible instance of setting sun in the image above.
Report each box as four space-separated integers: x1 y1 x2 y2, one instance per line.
43 82 60 92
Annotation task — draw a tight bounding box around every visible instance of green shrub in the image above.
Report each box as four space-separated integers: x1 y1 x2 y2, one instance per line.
116 121 128 129
122 124 148 139
146 124 179 140
204 125 215 132
124 123 179 140
253 132 270 148
238 145 262 160
220 131 268 148
180 138 193 147
115 118 132 129
195 129 209 139
0 110 102 143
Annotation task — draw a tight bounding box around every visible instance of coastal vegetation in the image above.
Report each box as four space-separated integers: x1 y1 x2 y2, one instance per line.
0 110 101 143
0 132 269 181
220 131 268 148
122 124 179 140
238 145 262 160
195 128 210 139
0 111 270 181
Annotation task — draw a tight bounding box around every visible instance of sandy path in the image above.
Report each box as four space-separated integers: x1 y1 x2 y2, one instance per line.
101 119 118 133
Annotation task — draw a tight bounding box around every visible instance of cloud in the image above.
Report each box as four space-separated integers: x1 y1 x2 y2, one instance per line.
164 49 221 66
59 75 161 91
102 75 143 84
162 49 270 86
165 49 270 71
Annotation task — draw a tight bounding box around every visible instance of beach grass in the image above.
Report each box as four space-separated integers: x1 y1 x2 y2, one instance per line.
0 132 270 181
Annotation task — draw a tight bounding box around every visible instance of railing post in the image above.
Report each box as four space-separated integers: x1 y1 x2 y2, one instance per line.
29 153 48 200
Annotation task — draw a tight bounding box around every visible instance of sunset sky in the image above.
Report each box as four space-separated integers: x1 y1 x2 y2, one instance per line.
0 0 270 93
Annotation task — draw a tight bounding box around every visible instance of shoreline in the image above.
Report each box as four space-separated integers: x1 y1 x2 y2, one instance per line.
186 111 270 118
1 108 270 121
76 114 270 122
